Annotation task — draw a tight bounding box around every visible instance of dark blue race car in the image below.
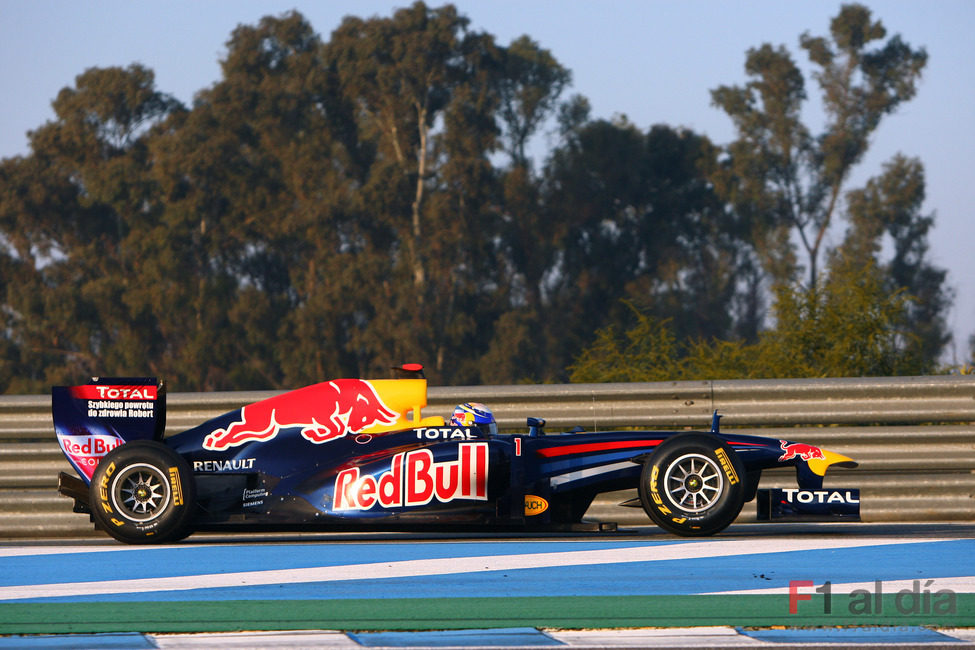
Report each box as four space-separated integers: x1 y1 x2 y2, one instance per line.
53 368 859 544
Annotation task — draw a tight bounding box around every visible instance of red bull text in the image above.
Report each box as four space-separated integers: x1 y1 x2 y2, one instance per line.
333 442 489 511
203 379 400 450
57 434 124 481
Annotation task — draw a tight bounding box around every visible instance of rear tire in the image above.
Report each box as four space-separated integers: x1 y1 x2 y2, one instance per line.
89 440 196 544
639 433 745 536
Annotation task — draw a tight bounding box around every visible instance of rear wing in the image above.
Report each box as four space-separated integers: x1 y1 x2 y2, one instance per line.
52 377 165 484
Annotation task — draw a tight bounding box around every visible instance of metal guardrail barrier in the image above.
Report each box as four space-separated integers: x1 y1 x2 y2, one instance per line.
1 375 973 538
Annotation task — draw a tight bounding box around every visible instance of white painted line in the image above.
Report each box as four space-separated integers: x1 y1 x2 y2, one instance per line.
152 630 353 648
149 627 771 648
0 536 949 601
550 626 766 647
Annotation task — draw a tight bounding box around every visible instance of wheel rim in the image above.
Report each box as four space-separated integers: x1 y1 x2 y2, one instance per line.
110 463 171 523
663 453 724 513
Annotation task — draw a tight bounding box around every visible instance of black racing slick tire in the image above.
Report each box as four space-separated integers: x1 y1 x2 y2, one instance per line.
639 433 745 536
89 440 196 544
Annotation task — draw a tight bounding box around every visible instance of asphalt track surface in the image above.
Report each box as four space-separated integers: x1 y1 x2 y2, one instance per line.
1 523 974 648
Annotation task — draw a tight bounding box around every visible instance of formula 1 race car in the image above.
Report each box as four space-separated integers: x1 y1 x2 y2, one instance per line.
53 368 859 544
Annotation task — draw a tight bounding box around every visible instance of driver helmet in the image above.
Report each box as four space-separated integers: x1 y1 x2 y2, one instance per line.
450 402 497 436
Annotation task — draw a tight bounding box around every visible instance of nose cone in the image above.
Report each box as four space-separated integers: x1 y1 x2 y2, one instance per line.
806 448 858 477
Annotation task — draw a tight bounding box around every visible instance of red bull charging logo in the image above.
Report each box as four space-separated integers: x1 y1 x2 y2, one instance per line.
778 440 826 462
203 379 400 451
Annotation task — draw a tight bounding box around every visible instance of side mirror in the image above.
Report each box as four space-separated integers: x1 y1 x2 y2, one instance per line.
527 417 546 437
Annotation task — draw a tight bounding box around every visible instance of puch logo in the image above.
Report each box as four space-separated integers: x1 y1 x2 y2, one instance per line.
714 448 739 484
524 494 548 516
334 442 488 511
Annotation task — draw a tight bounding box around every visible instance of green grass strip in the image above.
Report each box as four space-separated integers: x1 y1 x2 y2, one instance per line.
2 595 973 634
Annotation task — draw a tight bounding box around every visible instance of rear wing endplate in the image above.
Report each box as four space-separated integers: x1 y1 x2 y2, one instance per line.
52 377 165 483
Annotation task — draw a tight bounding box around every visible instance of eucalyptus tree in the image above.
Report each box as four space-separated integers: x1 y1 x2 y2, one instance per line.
538 116 741 379
323 2 511 381
709 3 949 368
147 11 373 389
496 35 571 170
841 155 951 370
710 3 928 290
0 65 182 391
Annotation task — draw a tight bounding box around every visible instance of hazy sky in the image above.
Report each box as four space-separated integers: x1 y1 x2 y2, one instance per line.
2 1 972 362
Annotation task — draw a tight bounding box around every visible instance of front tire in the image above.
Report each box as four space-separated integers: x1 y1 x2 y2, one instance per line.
639 433 745 536
89 440 196 544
